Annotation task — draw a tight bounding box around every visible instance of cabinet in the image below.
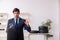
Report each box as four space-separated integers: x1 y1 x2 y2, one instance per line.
0 13 8 30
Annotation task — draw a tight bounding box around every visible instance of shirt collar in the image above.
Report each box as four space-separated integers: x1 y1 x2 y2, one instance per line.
14 17 19 24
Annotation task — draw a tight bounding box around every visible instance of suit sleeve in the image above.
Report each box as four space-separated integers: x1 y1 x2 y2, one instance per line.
23 19 31 32
6 20 10 32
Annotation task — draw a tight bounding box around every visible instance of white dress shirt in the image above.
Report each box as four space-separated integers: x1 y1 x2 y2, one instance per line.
14 17 19 24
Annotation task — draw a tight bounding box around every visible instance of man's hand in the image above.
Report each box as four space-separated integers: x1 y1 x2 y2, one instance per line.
24 19 29 26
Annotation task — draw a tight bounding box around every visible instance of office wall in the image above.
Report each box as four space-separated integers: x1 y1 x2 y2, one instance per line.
0 0 59 40
59 0 60 40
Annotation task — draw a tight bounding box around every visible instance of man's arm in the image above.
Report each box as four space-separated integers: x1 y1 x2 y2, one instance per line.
23 19 31 32
23 25 31 32
6 20 10 32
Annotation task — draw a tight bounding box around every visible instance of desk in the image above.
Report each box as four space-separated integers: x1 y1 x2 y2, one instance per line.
28 33 53 40
28 33 47 40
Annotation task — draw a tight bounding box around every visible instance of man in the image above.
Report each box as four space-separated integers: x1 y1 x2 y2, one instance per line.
6 8 31 40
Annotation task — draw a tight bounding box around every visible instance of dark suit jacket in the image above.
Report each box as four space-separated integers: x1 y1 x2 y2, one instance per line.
6 17 31 40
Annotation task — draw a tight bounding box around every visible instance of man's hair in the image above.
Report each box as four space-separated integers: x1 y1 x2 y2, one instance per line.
13 8 20 13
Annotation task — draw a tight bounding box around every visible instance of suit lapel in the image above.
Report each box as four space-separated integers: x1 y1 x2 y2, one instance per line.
12 18 15 26
12 17 23 27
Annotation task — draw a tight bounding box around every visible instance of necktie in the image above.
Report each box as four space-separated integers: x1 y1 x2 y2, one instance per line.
16 18 18 24
15 18 18 28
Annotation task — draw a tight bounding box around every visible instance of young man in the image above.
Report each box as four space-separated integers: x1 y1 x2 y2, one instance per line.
6 8 31 40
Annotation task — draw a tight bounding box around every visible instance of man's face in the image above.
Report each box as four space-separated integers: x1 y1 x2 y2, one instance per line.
13 11 20 18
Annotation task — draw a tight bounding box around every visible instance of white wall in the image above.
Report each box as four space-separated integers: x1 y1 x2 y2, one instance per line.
0 0 59 40
59 0 60 40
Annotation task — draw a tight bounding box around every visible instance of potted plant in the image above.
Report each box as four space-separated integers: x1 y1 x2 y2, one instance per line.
41 19 52 30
